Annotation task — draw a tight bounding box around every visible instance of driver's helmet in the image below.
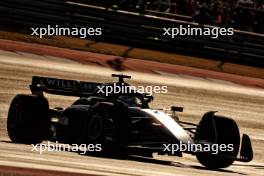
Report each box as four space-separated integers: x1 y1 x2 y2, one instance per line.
118 95 137 107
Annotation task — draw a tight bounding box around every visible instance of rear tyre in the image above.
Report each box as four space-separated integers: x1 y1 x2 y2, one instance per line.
195 112 240 169
7 94 50 144
84 102 129 157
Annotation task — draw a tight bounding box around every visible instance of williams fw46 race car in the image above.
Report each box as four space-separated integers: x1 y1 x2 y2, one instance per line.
7 74 253 169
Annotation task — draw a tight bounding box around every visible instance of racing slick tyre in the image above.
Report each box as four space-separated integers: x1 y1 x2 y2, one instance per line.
85 102 129 157
195 112 240 169
7 94 49 144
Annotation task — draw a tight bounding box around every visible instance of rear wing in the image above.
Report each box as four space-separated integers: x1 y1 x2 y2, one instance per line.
30 76 102 97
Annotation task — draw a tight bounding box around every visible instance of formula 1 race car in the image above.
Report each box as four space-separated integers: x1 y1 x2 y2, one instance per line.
7 74 253 169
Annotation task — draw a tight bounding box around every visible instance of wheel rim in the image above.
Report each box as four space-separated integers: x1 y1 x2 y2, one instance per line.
88 113 103 140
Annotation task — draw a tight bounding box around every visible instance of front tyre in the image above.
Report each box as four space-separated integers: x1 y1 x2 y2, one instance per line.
7 94 50 144
195 112 240 169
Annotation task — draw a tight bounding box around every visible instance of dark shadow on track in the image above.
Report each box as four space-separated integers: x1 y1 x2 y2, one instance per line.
0 140 251 175
190 165 247 175
233 163 264 170
103 154 248 175
0 140 12 143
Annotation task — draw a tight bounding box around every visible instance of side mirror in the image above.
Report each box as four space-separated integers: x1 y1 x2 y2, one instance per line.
144 94 154 102
171 106 184 112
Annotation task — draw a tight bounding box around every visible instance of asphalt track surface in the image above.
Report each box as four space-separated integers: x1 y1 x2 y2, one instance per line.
0 39 263 88
0 50 264 176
